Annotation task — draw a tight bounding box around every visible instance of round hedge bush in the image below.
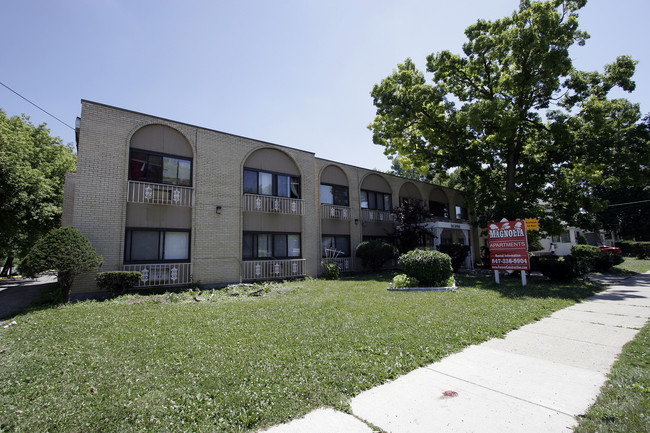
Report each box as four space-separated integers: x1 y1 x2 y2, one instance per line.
355 240 399 271
397 249 453 287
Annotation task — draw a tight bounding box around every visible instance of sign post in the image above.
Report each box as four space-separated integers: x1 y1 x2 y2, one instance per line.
488 220 530 286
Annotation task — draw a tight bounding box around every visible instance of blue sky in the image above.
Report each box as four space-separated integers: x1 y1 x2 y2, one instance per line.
2 0 648 172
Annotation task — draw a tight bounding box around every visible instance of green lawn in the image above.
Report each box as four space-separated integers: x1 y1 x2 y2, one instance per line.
611 257 650 275
574 320 650 433
1 273 602 433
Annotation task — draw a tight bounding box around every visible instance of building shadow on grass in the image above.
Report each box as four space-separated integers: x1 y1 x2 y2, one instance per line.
340 270 396 283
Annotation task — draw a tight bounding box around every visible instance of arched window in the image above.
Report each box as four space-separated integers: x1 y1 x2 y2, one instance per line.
129 125 193 186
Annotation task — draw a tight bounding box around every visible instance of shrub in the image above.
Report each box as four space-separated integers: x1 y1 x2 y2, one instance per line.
480 246 491 268
576 232 589 245
185 277 203 291
356 240 398 271
19 227 103 302
391 273 420 288
593 253 625 272
397 249 453 287
320 262 340 280
617 240 635 256
571 244 601 258
632 242 650 259
571 244 601 271
437 243 470 272
527 231 544 252
535 255 590 281
96 271 142 295
617 240 650 258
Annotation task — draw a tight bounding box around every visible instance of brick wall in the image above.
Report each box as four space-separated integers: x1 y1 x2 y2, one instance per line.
66 101 476 295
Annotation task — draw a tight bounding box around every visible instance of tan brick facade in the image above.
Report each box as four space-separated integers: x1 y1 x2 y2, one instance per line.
65 100 478 296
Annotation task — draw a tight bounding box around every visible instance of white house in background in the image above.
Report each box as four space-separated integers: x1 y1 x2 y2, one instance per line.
538 227 608 256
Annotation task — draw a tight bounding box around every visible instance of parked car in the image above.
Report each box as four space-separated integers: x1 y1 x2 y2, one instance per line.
599 245 622 254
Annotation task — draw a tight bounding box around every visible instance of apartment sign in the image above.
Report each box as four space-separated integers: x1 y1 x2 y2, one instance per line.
489 220 530 271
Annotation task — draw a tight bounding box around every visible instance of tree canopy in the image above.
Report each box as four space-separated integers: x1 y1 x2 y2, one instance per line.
389 200 435 253
0 109 76 273
369 0 649 232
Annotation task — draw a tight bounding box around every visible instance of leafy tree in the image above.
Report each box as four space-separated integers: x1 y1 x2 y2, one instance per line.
576 232 588 245
527 231 545 251
594 185 650 241
19 227 102 302
369 0 649 232
0 110 76 275
388 157 427 182
389 156 464 189
389 200 435 253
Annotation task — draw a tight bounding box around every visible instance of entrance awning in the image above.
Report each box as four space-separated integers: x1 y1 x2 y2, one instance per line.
423 221 474 268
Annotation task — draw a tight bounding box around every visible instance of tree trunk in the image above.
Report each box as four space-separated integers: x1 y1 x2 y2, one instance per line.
506 148 517 194
1 256 14 277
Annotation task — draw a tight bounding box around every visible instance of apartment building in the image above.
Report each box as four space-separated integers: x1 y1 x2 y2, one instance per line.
63 100 478 298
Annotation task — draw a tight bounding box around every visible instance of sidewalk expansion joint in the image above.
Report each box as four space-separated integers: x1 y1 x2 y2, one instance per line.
424 367 575 418
517 329 633 348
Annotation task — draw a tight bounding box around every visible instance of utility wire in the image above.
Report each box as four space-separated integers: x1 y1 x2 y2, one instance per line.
608 199 650 207
0 80 75 130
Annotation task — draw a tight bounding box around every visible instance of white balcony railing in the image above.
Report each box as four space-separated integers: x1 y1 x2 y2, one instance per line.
323 257 354 272
127 181 194 207
243 194 304 215
122 263 192 287
361 208 393 223
242 259 306 281
321 204 352 220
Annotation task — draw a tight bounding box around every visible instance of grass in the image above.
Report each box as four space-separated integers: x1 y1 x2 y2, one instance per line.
574 320 650 433
610 257 650 275
0 273 602 432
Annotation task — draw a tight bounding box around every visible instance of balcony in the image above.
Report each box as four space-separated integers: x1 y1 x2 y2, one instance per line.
321 204 352 220
361 208 393 223
241 259 306 281
122 262 192 287
127 181 193 207
243 194 304 216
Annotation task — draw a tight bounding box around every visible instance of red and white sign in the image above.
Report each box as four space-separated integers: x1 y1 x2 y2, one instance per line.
489 220 530 271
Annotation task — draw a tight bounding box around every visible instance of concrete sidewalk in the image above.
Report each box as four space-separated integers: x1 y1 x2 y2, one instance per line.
261 272 650 433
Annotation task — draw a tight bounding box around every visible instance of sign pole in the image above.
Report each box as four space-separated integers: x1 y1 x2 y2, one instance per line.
521 270 527 286
494 270 500 284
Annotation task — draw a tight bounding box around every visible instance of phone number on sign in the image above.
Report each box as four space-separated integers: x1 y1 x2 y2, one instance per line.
491 257 528 265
